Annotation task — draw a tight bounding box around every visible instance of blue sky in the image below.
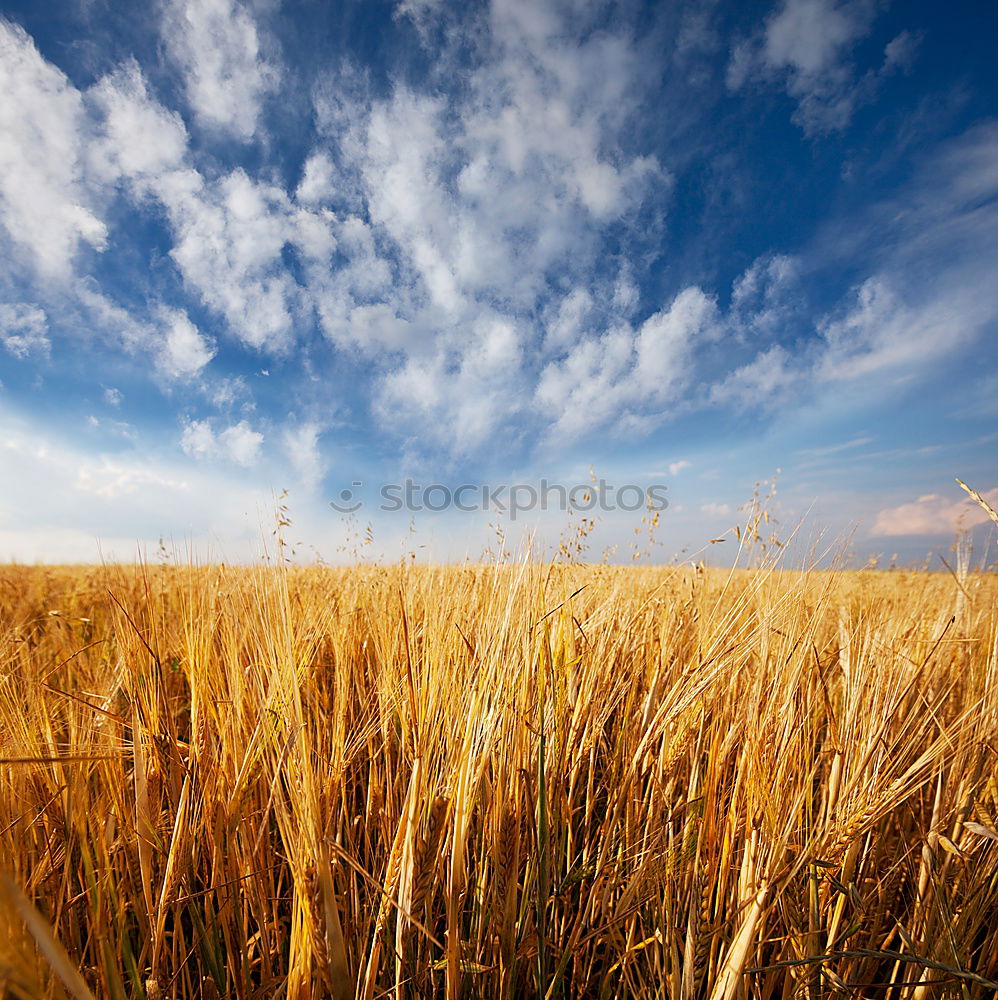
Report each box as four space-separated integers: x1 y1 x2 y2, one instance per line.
0 0 996 564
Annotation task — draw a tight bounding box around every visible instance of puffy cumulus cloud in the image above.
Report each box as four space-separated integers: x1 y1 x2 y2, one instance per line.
165 169 315 351
181 418 264 466
871 489 998 537
88 61 189 186
0 20 107 278
300 0 666 447
87 64 335 352
179 418 216 459
376 312 526 454
332 0 951 452
762 0 874 76
727 0 912 134
633 288 720 395
158 307 215 378
0 25 334 359
159 0 278 140
0 33 300 369
700 502 732 517
536 287 720 441
0 303 50 359
222 422 265 466
295 152 337 206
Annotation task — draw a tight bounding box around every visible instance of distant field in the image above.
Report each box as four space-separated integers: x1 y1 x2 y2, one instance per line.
1 562 996 998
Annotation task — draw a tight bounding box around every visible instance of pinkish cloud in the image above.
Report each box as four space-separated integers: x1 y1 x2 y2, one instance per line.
871 487 998 537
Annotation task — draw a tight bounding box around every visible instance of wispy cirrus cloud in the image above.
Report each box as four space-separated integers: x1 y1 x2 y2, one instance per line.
816 122 998 381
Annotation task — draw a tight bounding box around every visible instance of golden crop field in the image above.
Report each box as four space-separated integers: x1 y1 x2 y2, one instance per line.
1 560 997 999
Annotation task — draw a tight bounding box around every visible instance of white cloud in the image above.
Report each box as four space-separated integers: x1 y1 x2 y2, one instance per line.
76 459 190 499
730 253 801 339
84 414 134 439
0 19 106 277
303 2 667 447
0 302 49 358
181 418 264 466
295 152 337 206
73 281 157 354
797 435 873 457
165 169 326 351
871 489 998 537
179 418 216 459
158 307 215 378
0 40 276 372
763 0 872 76
817 275 984 381
710 344 799 408
668 460 691 476
377 311 527 454
221 421 265 466
727 0 903 134
283 422 326 490
89 61 188 185
544 288 595 351
883 30 921 73
536 286 719 441
159 0 277 140
87 61 328 353
700 502 732 517
0 408 283 561
813 124 998 383
633 287 719 394
103 387 123 407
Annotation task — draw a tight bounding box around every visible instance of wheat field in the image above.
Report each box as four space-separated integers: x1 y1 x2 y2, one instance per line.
1 558 997 998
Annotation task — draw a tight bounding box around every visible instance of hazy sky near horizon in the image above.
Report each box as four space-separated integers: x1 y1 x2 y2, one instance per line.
0 0 996 565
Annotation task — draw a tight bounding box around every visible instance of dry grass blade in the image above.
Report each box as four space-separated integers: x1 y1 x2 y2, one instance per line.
956 477 998 527
708 883 769 1000
316 845 353 999
0 874 96 1000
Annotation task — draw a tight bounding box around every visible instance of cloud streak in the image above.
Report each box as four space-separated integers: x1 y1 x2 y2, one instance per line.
872 489 998 537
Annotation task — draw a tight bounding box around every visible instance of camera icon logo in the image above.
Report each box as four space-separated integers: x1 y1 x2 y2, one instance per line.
329 481 364 513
